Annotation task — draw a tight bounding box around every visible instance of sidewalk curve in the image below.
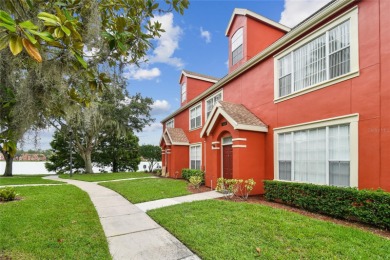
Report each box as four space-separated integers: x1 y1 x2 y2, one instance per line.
44 175 201 260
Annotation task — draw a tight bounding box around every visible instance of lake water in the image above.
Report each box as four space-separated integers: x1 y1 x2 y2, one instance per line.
0 161 161 175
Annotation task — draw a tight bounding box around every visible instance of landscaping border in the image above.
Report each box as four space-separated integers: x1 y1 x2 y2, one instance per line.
264 180 390 229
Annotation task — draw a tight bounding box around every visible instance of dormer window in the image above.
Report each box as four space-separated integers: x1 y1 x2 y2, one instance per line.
181 83 187 102
231 28 243 65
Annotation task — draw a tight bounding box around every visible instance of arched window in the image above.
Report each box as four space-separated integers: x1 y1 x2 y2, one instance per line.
231 28 243 65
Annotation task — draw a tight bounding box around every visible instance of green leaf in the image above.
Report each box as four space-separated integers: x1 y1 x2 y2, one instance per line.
0 10 15 25
30 31 55 42
0 22 16 32
9 36 23 55
23 31 37 45
74 52 87 69
19 20 38 30
61 25 71 36
37 12 61 24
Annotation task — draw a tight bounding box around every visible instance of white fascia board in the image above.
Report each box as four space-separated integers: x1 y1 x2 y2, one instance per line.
200 102 222 137
180 71 219 84
171 142 190 146
234 124 268 132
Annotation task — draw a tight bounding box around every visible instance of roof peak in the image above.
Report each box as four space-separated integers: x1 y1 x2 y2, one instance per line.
225 8 290 36
180 70 220 83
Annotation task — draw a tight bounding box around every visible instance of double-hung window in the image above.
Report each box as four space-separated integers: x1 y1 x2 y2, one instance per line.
189 103 202 130
205 91 222 119
275 8 358 99
181 83 187 102
166 119 174 128
231 28 243 65
190 144 201 169
275 114 358 187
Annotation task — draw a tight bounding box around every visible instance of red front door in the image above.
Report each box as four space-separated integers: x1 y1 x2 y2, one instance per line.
223 145 233 179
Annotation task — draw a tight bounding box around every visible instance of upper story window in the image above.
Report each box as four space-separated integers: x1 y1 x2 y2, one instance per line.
275 7 359 101
231 28 243 65
205 90 222 119
166 119 174 128
189 103 202 130
181 83 187 102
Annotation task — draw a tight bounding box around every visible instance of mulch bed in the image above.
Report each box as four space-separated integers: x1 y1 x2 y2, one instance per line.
217 194 390 239
187 185 213 194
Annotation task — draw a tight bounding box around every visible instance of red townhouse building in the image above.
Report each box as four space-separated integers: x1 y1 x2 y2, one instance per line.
160 0 390 194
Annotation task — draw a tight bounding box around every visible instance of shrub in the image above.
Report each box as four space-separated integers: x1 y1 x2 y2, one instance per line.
264 180 390 230
216 178 256 200
181 169 204 181
189 176 202 189
0 187 17 202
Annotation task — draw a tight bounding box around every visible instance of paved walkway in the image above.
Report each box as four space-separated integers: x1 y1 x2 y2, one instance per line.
44 175 222 260
136 191 223 212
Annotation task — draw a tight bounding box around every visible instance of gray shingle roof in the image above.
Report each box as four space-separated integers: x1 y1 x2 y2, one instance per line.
166 128 189 144
218 101 267 127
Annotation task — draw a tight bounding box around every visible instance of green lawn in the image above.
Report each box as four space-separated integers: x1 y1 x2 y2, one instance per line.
148 200 390 259
100 178 191 203
59 171 152 182
0 175 62 186
0 186 110 260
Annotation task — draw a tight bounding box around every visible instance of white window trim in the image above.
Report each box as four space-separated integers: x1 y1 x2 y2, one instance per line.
189 102 202 131
166 118 174 128
189 142 202 169
274 7 359 103
181 83 187 103
273 113 359 187
204 90 223 120
232 27 244 65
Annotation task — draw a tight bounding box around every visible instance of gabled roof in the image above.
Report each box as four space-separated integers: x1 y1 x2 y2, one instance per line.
225 8 290 36
160 128 190 146
179 70 220 84
201 101 268 137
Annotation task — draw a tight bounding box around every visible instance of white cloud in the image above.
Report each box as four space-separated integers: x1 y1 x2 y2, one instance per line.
123 65 161 81
148 13 184 68
200 27 211 43
279 0 333 27
142 122 163 133
151 100 171 115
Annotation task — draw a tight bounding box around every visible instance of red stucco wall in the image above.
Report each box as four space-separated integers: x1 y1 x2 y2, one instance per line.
162 0 390 193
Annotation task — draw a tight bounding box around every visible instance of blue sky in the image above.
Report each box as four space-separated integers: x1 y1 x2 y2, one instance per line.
24 0 332 150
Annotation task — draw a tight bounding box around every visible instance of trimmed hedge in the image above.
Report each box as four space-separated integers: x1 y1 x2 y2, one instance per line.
181 169 204 181
264 180 390 230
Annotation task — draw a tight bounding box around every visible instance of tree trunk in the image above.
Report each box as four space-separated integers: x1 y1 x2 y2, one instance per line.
112 159 118 173
3 152 13 176
84 151 93 174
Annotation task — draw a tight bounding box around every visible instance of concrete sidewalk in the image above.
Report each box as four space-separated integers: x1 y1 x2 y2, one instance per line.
136 191 223 212
45 175 204 260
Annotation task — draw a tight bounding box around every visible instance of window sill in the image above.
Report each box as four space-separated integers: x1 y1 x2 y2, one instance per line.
189 126 203 132
274 70 360 103
273 178 354 188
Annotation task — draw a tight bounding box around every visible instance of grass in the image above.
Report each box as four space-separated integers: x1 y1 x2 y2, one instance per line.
0 175 62 186
59 171 152 182
0 186 110 260
148 200 390 259
100 178 191 203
